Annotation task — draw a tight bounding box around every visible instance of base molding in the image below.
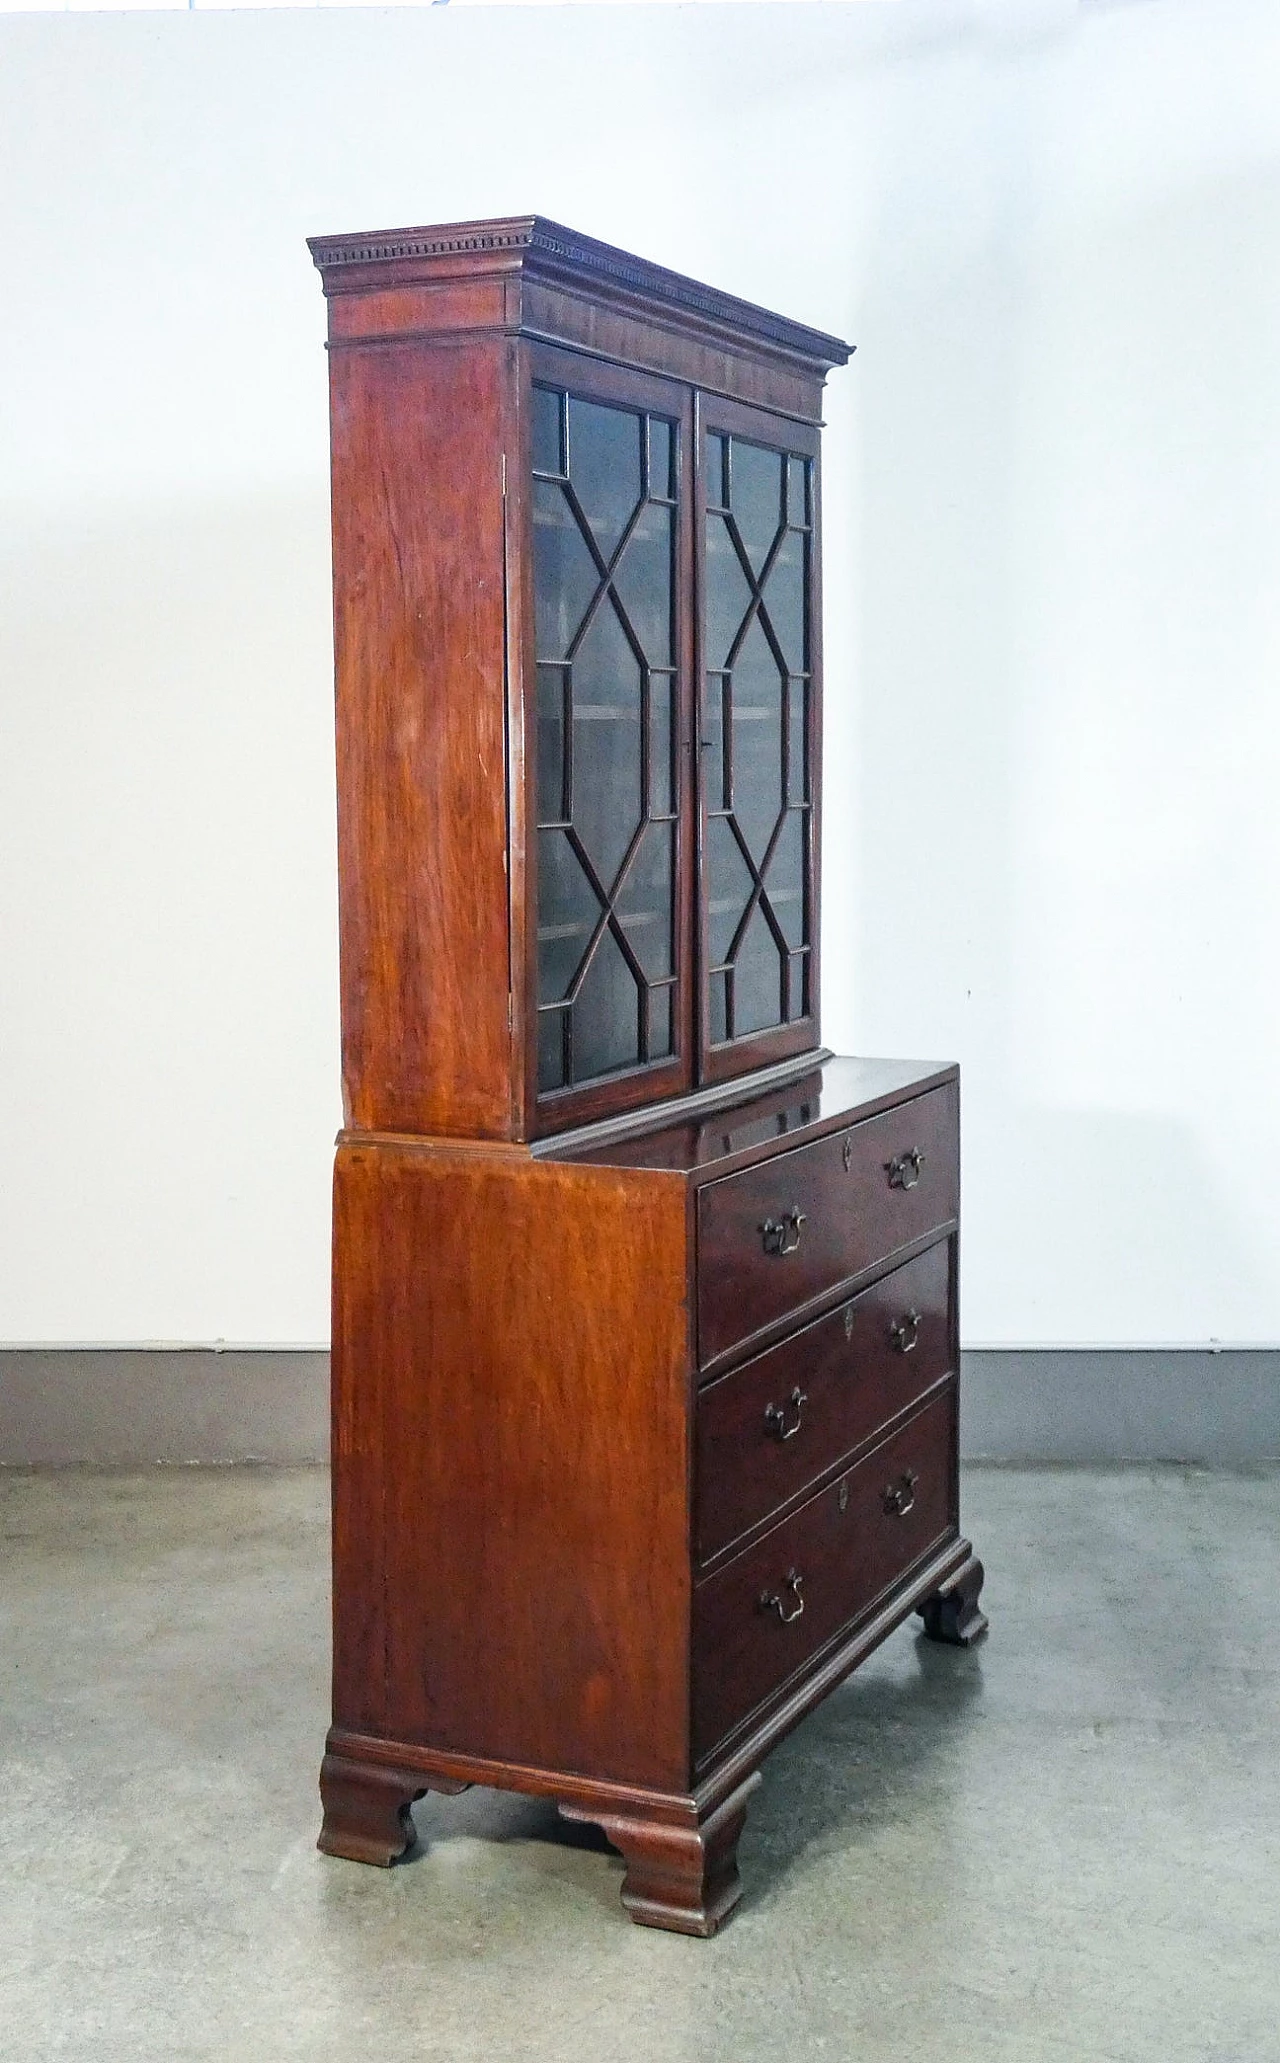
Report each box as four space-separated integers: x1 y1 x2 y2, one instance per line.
315 1727 755 1936
316 1538 983 1934
560 1776 761 1938
317 1751 470 1868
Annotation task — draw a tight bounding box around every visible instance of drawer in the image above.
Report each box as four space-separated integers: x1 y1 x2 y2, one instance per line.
692 1389 955 1763
697 1083 958 1368
696 1241 952 1564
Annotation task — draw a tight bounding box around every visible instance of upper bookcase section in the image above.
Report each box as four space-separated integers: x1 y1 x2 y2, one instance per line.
312 216 852 1143
309 215 852 422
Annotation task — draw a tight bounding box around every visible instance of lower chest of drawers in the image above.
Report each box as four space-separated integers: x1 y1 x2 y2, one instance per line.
689 1084 961 1768
323 1060 978 1939
692 1383 957 1762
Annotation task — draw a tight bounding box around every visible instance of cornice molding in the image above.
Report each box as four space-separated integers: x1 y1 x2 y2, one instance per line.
307 214 853 371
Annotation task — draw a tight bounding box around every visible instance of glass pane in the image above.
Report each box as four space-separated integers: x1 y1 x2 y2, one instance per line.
704 513 753 670
705 432 727 509
533 481 598 662
788 679 808 804
787 454 809 529
570 599 643 891
763 528 807 673
538 1009 567 1093
612 502 673 667
707 816 753 967
649 418 673 501
532 386 684 1100
788 953 808 1023
703 676 727 813
615 821 674 981
729 615 784 865
729 439 784 575
650 673 674 817
710 969 729 1045
573 926 642 1079
537 829 601 1004
734 903 784 1036
567 396 642 557
649 984 674 1061
764 809 806 948
536 666 567 825
532 386 563 476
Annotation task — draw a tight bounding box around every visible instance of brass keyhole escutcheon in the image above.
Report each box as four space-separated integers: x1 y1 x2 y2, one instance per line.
838 1479 849 1514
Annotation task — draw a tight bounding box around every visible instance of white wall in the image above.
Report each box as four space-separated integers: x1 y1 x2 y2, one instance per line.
1 0 1277 1346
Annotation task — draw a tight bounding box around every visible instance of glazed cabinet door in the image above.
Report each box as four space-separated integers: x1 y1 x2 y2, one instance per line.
697 398 821 1085
523 347 696 1133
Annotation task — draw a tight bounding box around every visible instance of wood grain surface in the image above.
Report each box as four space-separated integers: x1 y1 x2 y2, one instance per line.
330 1137 693 1789
696 1239 952 1563
329 334 519 1138
697 1082 960 1368
692 1387 957 1762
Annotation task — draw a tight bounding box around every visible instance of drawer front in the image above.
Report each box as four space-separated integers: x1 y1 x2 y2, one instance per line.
692 1389 955 1763
696 1241 951 1564
697 1083 958 1368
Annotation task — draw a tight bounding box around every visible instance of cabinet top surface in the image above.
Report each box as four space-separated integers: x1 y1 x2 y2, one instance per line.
307 213 852 371
543 1056 957 1178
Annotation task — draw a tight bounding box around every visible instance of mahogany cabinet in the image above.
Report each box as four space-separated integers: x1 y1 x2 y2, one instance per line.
308 217 986 1935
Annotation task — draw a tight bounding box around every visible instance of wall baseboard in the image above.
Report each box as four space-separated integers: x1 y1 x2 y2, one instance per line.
0 1349 329 1467
961 1347 1280 1464
0 1346 1276 1467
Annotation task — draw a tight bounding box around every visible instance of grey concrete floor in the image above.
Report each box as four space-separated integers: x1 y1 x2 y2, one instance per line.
1 1467 1277 2063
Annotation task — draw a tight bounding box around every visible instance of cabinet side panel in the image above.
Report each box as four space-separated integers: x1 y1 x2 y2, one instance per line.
330 1151 389 1734
332 1142 692 1791
329 337 515 1136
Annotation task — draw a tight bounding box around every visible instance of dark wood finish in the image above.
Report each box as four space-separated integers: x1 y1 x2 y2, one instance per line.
326 331 519 1138
311 216 847 422
693 1389 955 1761
560 1774 760 1937
330 1137 692 1789
312 219 982 1931
553 1054 956 1171
317 1750 469 1867
696 1240 952 1563
311 216 850 1143
918 1553 989 1647
696 1081 959 1369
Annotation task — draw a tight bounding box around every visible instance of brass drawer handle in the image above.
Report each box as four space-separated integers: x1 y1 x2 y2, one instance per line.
760 1206 806 1257
886 1147 926 1191
883 1469 919 1517
889 1309 922 1355
764 1386 807 1442
759 1569 805 1623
